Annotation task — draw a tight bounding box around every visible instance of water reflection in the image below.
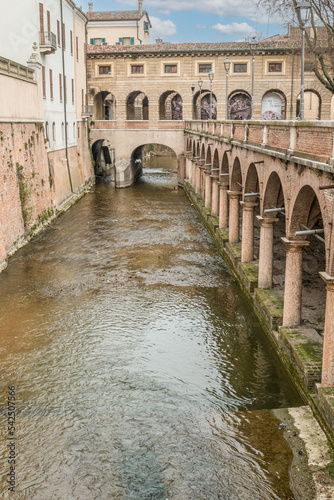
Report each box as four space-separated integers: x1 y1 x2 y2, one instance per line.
0 157 301 499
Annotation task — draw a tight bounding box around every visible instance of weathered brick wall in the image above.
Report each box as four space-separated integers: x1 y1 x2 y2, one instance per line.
266 126 290 150
248 125 263 144
0 123 52 260
233 124 245 141
296 127 333 158
0 121 93 268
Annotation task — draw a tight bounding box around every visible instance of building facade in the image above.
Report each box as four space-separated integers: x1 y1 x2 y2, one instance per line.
86 35 334 124
87 1 151 48
0 0 93 268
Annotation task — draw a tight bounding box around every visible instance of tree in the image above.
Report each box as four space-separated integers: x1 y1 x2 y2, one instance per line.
257 0 334 93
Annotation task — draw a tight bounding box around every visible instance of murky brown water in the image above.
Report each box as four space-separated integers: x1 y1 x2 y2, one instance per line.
0 157 302 499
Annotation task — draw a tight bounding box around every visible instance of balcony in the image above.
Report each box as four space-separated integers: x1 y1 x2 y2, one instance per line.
39 31 57 54
82 105 94 118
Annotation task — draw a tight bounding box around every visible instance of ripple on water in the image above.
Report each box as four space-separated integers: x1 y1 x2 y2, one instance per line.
0 165 301 499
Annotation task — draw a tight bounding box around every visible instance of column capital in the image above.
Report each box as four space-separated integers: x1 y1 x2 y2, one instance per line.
218 182 229 189
227 190 242 198
256 215 278 226
281 237 310 251
320 272 334 291
240 201 258 210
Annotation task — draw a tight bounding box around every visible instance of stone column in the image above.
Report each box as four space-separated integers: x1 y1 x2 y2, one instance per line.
257 216 278 289
188 159 192 184
319 272 334 386
219 184 229 229
195 163 201 194
211 178 219 216
228 191 241 243
204 171 212 208
200 166 205 199
282 238 309 327
240 201 257 262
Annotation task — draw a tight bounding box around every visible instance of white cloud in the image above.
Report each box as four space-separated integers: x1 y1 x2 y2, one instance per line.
114 0 278 24
196 24 207 29
213 22 261 38
149 16 177 38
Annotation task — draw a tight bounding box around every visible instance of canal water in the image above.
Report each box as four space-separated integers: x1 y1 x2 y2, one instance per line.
0 157 302 499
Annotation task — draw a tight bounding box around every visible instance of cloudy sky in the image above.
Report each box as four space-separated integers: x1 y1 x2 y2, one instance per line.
82 0 286 43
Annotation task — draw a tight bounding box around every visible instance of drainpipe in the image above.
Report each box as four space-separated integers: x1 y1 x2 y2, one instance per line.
136 20 142 45
60 0 74 193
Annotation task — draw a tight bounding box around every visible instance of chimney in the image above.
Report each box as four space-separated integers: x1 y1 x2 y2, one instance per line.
138 0 143 14
88 2 93 12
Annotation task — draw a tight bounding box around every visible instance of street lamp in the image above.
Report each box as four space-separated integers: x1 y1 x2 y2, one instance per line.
296 0 311 120
249 36 258 119
224 57 231 120
208 70 214 120
198 78 203 119
191 83 195 120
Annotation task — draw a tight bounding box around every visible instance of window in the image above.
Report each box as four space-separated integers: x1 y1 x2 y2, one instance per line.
39 3 44 33
71 79 74 104
99 65 111 75
77 126 80 139
120 37 134 46
165 64 177 73
93 38 102 45
62 23 65 49
49 69 53 100
73 122 76 139
61 122 64 141
52 122 56 142
42 65 46 98
76 36 79 61
59 73 62 102
269 62 282 72
131 65 144 74
47 10 50 33
144 21 149 32
199 63 212 73
64 75 67 102
45 122 49 142
234 63 247 73
70 30 73 55
57 20 60 47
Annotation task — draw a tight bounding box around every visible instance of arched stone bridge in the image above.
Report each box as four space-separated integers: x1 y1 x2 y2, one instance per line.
184 119 334 395
90 121 185 187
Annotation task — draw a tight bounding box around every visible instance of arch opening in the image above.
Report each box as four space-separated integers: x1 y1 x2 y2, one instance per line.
229 91 251 120
159 91 183 120
261 90 287 120
94 91 116 121
127 91 149 120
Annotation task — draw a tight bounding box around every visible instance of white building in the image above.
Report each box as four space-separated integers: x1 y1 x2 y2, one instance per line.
0 0 91 162
87 0 151 47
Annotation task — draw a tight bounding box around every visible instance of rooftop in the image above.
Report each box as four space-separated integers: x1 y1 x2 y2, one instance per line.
87 10 147 21
87 38 297 56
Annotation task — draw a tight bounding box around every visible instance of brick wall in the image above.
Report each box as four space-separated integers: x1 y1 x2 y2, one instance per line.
296 127 333 158
267 126 290 150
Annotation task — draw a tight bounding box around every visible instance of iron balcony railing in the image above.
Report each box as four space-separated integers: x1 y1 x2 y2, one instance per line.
39 31 57 51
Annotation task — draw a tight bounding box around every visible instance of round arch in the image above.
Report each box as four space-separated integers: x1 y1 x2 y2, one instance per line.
261 90 287 120
194 90 218 120
263 171 285 216
205 146 212 165
229 91 251 120
244 163 260 203
94 91 116 120
289 185 325 239
126 91 149 120
159 90 183 120
296 89 321 120
230 157 242 191
212 149 219 178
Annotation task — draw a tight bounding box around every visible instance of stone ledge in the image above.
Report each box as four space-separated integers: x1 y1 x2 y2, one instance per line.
216 228 229 247
254 288 283 331
237 261 259 293
225 242 241 268
317 387 334 431
279 327 323 390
